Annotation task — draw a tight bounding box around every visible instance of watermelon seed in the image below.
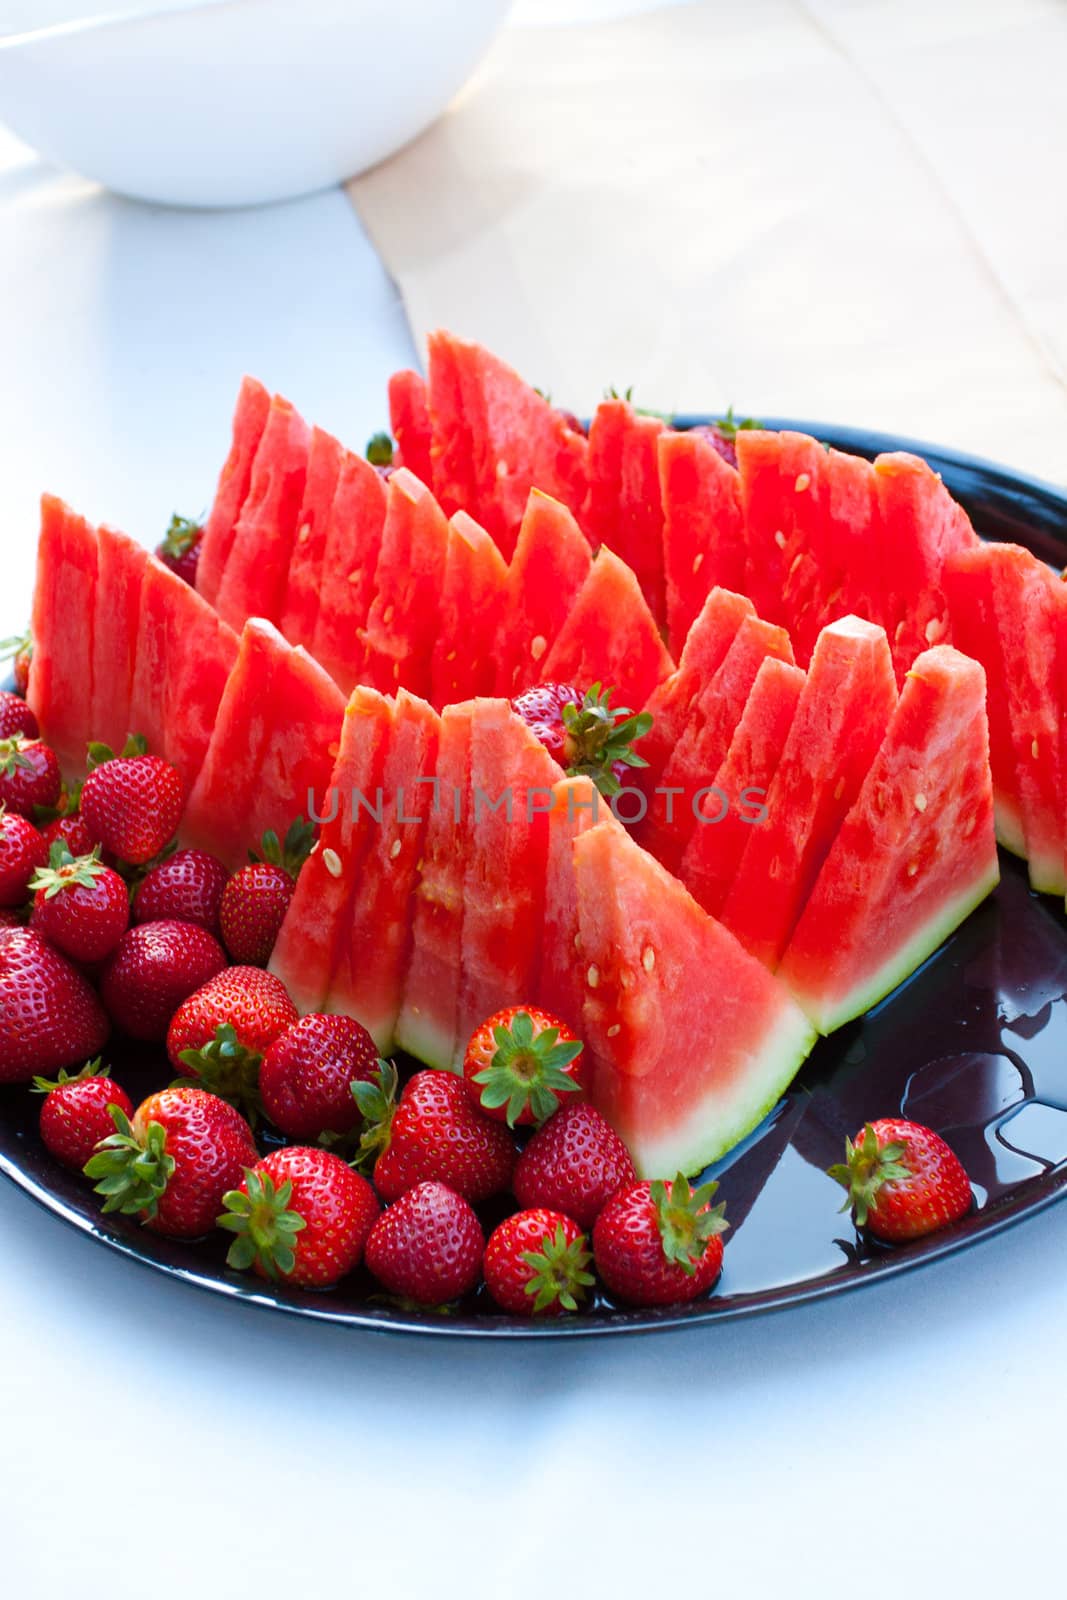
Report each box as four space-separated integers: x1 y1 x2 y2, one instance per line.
496 461 510 479
914 793 928 812
607 1024 621 1038
573 932 583 952
389 840 402 860
346 571 360 586
642 946 656 973
586 964 600 989
383 606 395 625
774 530 786 549
692 553 704 576
530 636 547 662
1032 739 1040 760
794 473 811 493
322 848 343 879
833 778 844 800
907 861 919 877
297 523 311 545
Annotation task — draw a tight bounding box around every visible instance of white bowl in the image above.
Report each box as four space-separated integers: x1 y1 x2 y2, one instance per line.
0 0 513 207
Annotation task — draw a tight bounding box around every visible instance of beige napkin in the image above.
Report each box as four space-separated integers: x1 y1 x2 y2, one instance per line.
348 0 1067 483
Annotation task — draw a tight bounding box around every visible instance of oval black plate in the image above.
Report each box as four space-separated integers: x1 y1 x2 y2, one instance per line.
3 419 1067 1339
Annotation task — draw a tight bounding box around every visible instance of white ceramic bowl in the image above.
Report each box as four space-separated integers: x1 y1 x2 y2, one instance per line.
0 0 513 207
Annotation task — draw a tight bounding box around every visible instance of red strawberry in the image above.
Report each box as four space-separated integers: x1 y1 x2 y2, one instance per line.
364 1180 483 1306
0 736 61 818
85 1086 258 1239
354 1063 517 1204
510 683 651 799
483 1209 594 1316
0 909 22 929
0 689 38 741
828 1119 972 1243
512 1102 637 1229
0 927 109 1081
166 965 299 1120
260 1013 382 1141
219 820 314 965
29 843 129 963
156 514 203 587
40 813 100 859
1 631 32 697
0 807 48 907
463 1006 584 1127
133 848 228 934
80 738 183 865
686 409 762 470
100 919 227 1040
32 1060 134 1170
592 1174 728 1307
219 1146 379 1288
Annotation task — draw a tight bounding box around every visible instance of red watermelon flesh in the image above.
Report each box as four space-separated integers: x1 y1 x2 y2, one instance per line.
454 700 565 1067
538 776 620 1039
310 449 388 695
659 428 745 657
325 689 441 1049
430 512 509 708
814 447 883 638
637 614 795 873
720 616 898 970
27 496 99 778
396 702 474 1069
214 394 310 633
360 469 451 699
269 687 395 1015
637 586 755 796
90 523 148 757
426 329 480 525
278 425 345 650
498 490 593 696
779 646 999 1032
388 368 433 487
573 822 816 1178
679 656 806 918
539 548 674 712
128 556 239 795
585 400 667 626
197 376 271 607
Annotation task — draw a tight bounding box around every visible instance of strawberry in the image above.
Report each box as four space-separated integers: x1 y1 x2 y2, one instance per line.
40 813 99 860
366 432 395 480
592 1174 729 1306
1 631 32 697
0 909 22 929
0 807 48 907
100 919 227 1040
156 514 203 587
133 848 228 934
80 737 183 865
219 1146 379 1288
219 820 314 965
29 843 129 963
0 689 38 741
512 1102 636 1229
364 1180 483 1306
85 1086 258 1238
483 1209 594 1316
510 683 651 799
260 1013 382 1141
828 1119 972 1243
686 408 762 470
166 965 299 1120
32 1059 134 1170
463 1006 584 1127
0 927 110 1081
0 736 61 818
353 1063 517 1204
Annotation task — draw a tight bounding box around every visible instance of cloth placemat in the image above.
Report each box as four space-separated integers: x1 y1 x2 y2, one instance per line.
348 0 1067 483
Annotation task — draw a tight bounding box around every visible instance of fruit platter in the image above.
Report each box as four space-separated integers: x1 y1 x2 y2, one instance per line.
2 331 1067 1337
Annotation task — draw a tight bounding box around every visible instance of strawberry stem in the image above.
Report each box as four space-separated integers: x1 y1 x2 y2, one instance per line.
160 514 202 559
348 1059 399 1175
218 1168 306 1280
83 1104 175 1218
650 1173 729 1274
173 1023 263 1126
473 1011 582 1127
827 1123 911 1229
560 684 652 799
521 1223 595 1314
31 1058 108 1095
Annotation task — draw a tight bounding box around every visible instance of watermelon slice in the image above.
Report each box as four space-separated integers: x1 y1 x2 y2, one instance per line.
269 687 395 1016
214 394 310 632
679 656 806 918
574 823 817 1178
637 614 794 873
779 646 999 1032
720 616 899 970
360 469 452 699
539 549 674 710
454 700 565 1065
309 449 388 695
497 490 593 696
429 512 509 707
584 400 667 625
196 376 271 607
659 429 745 657
395 702 474 1069
325 690 441 1049
27 496 99 778
538 776 619 1037
278 425 345 650
90 523 148 757
388 368 433 486
812 446 883 642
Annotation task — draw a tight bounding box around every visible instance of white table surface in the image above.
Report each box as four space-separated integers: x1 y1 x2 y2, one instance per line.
2 6 1067 1595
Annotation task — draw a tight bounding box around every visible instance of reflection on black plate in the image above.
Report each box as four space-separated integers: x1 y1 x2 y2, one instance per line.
2 420 1066 1338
